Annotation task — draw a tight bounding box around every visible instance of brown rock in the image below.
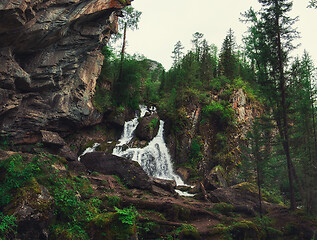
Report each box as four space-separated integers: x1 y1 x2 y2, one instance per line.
81 152 152 190
0 0 131 143
40 130 66 147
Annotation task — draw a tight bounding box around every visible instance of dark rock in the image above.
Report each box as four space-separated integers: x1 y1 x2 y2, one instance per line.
135 113 160 141
58 145 77 161
233 205 256 217
5 182 54 240
150 177 176 193
204 166 228 191
0 0 131 143
40 130 66 147
67 160 87 172
81 152 152 190
209 182 269 215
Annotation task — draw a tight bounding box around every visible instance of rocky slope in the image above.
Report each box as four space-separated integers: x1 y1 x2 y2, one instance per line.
1 149 316 239
0 0 130 144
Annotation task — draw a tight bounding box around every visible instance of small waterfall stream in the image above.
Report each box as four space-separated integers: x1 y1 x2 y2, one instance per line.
113 105 185 186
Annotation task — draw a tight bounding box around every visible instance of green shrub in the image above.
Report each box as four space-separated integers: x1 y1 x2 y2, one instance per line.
203 100 234 126
175 225 200 240
51 223 89 240
93 85 112 113
0 154 40 208
115 206 138 226
0 213 17 239
107 195 121 208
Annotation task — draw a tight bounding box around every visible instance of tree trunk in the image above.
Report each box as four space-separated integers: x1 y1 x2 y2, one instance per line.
119 22 127 82
274 0 296 210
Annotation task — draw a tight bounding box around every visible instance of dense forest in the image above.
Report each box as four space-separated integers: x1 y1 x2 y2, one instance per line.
1 0 317 239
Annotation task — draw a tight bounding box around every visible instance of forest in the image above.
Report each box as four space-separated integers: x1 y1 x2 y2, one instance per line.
0 0 317 239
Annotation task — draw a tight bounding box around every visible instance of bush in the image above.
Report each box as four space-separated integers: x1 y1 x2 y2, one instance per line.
0 213 17 239
0 154 40 208
203 101 234 126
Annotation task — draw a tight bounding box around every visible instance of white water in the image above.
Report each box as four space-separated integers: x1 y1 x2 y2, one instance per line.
78 143 100 161
113 105 185 186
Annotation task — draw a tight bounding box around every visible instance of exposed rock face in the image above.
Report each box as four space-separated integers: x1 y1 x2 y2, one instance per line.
166 88 261 182
0 0 130 144
81 151 152 190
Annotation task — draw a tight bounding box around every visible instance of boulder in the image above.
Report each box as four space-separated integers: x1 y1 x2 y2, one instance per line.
209 182 272 215
58 145 77 161
40 130 66 147
135 113 160 141
81 152 152 190
150 177 176 193
5 180 54 240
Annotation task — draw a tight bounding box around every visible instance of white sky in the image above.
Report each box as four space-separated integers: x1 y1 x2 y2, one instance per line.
123 0 317 70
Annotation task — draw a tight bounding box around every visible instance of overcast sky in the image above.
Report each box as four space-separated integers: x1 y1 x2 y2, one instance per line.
122 0 317 70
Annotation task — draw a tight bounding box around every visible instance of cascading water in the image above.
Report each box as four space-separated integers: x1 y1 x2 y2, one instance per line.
78 143 100 161
113 105 185 186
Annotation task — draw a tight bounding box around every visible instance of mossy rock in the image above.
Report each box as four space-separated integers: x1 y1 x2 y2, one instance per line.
211 203 234 216
168 205 191 221
229 220 260 240
179 227 200 240
88 212 137 240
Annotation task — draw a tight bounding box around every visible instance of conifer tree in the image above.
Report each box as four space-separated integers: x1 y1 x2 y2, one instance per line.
219 29 238 80
243 0 299 210
171 41 185 67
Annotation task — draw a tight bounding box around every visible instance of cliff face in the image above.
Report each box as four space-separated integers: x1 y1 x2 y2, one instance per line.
0 0 129 144
166 88 261 183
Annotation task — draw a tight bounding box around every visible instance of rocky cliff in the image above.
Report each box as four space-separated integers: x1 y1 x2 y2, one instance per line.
0 0 130 144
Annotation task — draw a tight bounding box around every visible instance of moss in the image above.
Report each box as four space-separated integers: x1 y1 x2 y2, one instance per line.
170 205 191 221
210 203 234 216
97 142 116 154
176 225 200 240
89 211 137 240
9 178 53 220
105 195 121 208
230 220 260 240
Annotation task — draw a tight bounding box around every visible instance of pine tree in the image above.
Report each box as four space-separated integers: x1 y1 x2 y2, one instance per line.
219 29 238 80
243 0 300 210
171 41 185 67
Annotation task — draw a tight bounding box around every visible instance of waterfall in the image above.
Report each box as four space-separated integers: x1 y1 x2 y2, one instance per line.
78 143 100 161
113 105 185 186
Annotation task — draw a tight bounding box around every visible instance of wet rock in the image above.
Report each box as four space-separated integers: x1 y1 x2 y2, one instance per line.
135 113 160 141
81 152 152 190
150 177 176 193
176 167 190 182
